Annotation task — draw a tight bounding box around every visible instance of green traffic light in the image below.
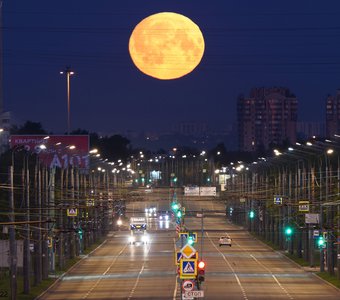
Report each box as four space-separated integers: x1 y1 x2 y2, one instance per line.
78 228 83 240
172 203 179 211
249 211 255 219
177 210 182 218
188 236 194 245
317 236 325 247
285 227 293 236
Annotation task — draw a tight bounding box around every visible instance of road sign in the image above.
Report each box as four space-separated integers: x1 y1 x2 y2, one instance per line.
179 232 189 239
175 251 183 265
182 280 194 292
189 232 197 242
182 293 194 300
180 259 197 279
305 213 319 224
180 243 196 259
313 230 320 238
184 291 204 298
67 208 78 217
47 237 53 248
299 201 309 212
274 196 282 205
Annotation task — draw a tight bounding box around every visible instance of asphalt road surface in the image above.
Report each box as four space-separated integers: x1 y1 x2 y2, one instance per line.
38 191 340 299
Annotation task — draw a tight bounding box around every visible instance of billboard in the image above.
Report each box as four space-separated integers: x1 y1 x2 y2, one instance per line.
10 135 89 170
199 187 216 196
184 186 200 196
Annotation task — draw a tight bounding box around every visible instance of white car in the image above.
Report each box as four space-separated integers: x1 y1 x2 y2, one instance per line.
219 236 232 247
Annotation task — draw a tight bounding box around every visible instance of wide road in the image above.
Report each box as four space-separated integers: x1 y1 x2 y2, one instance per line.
38 189 340 299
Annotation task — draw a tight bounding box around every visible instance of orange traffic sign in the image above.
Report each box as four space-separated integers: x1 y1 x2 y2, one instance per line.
180 243 196 259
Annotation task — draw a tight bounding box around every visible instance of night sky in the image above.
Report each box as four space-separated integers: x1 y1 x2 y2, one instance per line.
3 0 340 135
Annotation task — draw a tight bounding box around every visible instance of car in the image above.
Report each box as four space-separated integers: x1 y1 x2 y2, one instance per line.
219 235 232 247
146 207 157 217
158 211 170 221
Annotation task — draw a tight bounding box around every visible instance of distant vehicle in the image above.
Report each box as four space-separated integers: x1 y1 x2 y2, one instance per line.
146 207 157 217
219 235 232 247
129 217 148 245
158 211 169 221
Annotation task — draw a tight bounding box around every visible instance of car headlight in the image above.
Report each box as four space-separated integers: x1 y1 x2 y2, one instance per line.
129 236 135 243
142 235 148 242
159 215 163 220
117 219 123 226
165 215 169 220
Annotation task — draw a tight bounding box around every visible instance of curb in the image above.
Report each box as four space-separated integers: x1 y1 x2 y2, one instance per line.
251 234 340 292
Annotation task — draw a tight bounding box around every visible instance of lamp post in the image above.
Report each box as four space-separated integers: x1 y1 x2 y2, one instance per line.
60 67 74 135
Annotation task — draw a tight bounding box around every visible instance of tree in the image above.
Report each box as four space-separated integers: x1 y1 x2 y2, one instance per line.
91 134 131 162
11 121 47 134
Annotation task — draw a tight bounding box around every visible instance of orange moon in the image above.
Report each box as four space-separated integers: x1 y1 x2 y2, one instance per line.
129 12 205 80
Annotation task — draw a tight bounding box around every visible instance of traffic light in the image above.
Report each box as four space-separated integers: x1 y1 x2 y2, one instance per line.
284 226 293 241
171 202 179 212
176 210 182 218
78 228 83 240
197 260 205 282
284 226 293 236
317 236 325 248
187 236 194 246
249 210 255 219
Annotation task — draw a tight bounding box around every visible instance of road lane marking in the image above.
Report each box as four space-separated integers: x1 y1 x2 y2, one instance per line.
82 244 128 299
231 237 294 299
127 243 151 300
206 232 248 300
250 254 294 300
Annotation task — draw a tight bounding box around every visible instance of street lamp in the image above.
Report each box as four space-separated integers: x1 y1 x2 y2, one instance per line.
60 67 75 134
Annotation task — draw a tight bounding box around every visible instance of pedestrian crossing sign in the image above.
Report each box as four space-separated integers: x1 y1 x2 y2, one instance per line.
175 250 182 265
67 208 78 217
180 259 197 279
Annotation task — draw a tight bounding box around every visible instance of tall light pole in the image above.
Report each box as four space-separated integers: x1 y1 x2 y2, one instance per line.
60 67 74 134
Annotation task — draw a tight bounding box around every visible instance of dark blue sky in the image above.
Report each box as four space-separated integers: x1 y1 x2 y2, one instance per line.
3 0 340 135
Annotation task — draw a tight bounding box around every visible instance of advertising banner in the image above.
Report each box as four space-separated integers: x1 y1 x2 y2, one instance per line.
199 187 216 196
10 135 89 170
184 186 200 196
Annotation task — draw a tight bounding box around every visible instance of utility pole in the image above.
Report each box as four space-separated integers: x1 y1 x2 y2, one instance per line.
34 165 42 285
9 165 17 300
0 0 4 114
200 208 204 260
60 67 74 134
320 164 325 272
23 158 30 294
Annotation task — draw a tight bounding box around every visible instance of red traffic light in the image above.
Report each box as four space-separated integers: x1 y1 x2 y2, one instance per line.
198 261 205 269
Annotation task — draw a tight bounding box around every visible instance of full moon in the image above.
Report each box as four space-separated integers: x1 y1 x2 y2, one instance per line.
129 12 205 80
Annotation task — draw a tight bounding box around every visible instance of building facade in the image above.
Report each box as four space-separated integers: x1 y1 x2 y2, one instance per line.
237 87 298 152
326 90 340 137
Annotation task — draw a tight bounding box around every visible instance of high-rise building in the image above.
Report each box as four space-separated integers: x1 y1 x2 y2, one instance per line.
237 87 298 152
326 90 340 137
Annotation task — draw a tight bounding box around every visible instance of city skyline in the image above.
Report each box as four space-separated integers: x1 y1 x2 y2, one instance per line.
3 1 340 134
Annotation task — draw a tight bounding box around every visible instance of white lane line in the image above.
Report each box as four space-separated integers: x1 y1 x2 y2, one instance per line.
231 237 294 300
82 244 127 299
206 232 248 300
173 238 179 300
127 243 151 300
250 254 294 300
